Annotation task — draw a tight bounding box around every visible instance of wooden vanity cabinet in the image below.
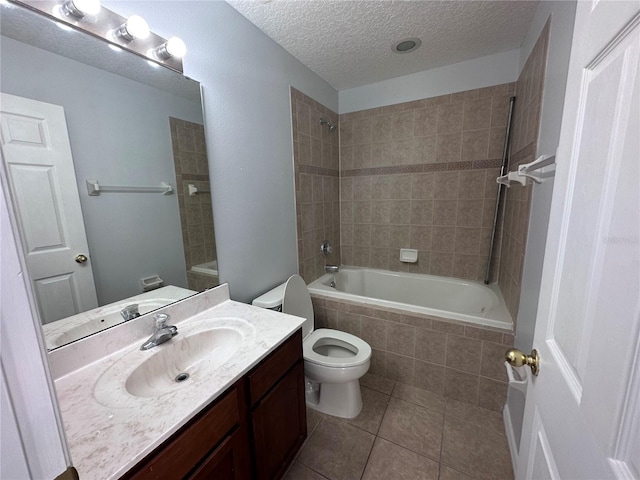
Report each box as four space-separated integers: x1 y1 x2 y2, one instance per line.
123 329 305 480
124 384 250 480
248 329 306 480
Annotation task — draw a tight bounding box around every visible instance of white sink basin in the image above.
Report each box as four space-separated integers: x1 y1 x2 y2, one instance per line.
94 317 255 407
126 327 243 398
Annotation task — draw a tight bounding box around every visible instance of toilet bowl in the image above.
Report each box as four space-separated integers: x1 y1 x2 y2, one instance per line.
253 274 371 419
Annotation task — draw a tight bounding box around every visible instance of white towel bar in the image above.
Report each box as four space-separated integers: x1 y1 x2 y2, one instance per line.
86 179 173 196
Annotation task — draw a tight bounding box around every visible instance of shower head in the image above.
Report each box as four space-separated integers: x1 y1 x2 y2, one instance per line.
320 118 337 133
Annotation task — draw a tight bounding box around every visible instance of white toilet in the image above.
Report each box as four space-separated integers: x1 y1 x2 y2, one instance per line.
253 274 371 419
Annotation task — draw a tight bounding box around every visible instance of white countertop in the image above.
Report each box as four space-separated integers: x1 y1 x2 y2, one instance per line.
51 285 304 480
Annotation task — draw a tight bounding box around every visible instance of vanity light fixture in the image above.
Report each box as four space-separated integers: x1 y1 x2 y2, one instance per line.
115 15 150 41
153 37 186 59
60 0 100 18
11 0 186 73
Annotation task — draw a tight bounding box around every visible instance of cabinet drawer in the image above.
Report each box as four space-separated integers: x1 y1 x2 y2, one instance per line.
126 387 240 480
248 329 302 405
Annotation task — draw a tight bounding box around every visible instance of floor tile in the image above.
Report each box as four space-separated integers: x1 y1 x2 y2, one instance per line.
297 416 376 480
362 437 439 480
307 405 325 433
438 464 474 480
361 372 396 395
284 461 330 480
378 397 444 461
441 400 513 480
392 382 446 415
340 386 390 434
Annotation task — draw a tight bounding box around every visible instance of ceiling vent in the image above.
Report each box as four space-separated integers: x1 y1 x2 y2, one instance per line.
392 37 422 54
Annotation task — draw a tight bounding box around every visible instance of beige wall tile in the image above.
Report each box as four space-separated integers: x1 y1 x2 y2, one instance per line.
414 108 438 137
411 173 436 199
392 111 415 140
430 251 454 276
432 200 458 226
410 225 432 250
372 114 393 143
414 360 446 394
415 328 447 364
463 97 493 131
453 254 481 280
387 322 417 357
353 144 372 169
434 171 460 199
438 103 464 134
480 341 510 382
431 226 456 253
389 201 412 225
414 135 438 163
462 129 490 160
354 223 372 246
446 335 482 374
456 200 484 228
436 132 463 163
361 316 388 350
410 200 434 225
386 353 415 384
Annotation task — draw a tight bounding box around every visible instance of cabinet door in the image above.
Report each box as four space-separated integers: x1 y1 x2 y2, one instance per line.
187 426 251 480
251 361 306 480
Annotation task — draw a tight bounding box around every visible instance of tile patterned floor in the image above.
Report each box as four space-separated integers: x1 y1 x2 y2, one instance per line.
285 373 514 480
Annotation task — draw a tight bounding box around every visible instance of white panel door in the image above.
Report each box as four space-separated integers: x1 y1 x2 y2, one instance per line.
0 93 98 324
517 2 640 479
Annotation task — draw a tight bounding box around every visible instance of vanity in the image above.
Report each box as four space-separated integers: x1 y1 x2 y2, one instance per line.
49 284 307 480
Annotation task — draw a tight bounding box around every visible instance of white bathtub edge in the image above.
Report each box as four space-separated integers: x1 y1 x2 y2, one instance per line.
308 269 513 332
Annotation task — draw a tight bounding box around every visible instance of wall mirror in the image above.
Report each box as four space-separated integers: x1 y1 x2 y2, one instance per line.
0 2 218 351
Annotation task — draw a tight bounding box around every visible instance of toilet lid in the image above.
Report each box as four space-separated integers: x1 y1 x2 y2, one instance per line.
303 328 372 368
282 274 314 338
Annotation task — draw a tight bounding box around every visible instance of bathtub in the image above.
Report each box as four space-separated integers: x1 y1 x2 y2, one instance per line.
190 260 219 277
308 267 512 331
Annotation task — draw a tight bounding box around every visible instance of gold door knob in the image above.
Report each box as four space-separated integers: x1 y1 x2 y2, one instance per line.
75 254 88 264
505 348 540 376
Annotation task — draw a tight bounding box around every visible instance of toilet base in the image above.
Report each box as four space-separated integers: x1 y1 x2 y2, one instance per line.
305 378 363 419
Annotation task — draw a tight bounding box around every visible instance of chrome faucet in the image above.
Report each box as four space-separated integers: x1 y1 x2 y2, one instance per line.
325 265 339 273
140 313 178 350
121 304 141 321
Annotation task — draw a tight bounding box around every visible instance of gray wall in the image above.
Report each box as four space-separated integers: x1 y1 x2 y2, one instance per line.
104 1 339 303
506 0 577 451
338 49 520 113
1 37 203 305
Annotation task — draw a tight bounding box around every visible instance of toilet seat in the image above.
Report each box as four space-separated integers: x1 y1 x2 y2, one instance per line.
303 328 371 368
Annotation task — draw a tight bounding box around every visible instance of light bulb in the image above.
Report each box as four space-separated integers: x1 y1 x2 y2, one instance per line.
62 0 100 18
155 36 186 59
165 37 186 58
116 15 149 41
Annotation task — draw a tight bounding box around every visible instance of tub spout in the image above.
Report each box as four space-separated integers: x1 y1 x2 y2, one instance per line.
325 265 339 273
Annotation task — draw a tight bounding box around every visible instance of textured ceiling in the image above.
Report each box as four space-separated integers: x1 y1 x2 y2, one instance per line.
227 0 538 90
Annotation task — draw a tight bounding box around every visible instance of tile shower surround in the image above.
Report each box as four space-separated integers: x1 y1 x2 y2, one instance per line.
291 88 341 283
312 296 514 412
169 117 219 291
498 20 550 318
338 83 516 283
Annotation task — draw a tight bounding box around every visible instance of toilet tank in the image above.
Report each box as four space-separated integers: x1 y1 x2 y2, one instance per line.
252 282 286 310
252 277 314 337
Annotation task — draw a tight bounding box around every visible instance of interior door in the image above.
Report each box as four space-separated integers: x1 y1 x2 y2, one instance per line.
0 93 98 324
516 2 640 479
